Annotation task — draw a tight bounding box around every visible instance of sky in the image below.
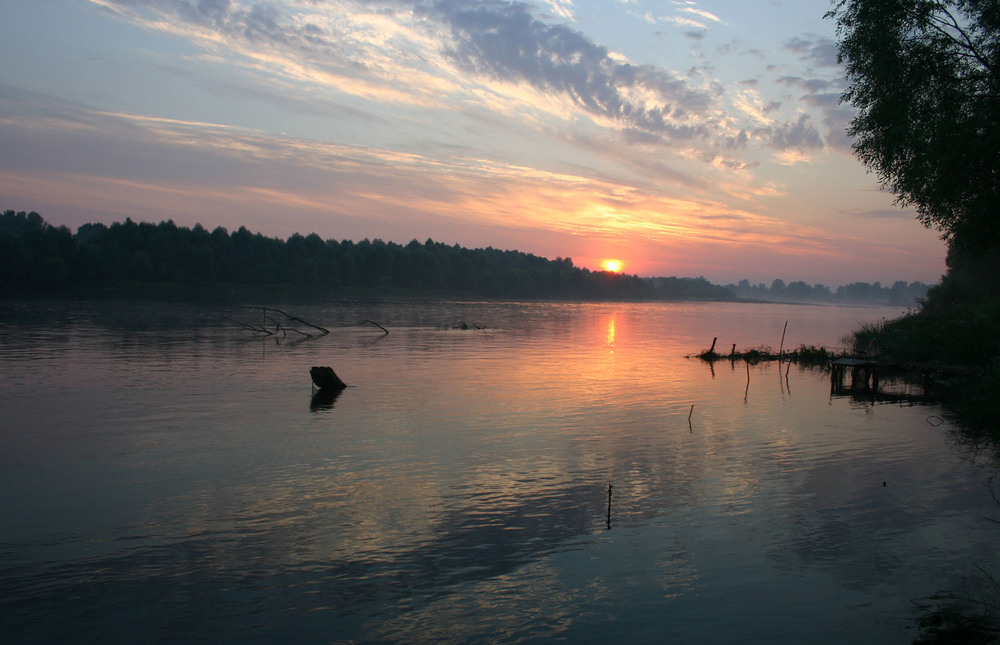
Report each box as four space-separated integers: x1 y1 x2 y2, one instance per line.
0 0 948 286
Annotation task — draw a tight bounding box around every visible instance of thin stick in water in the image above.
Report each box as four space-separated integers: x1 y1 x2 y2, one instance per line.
606 483 613 530
778 320 788 360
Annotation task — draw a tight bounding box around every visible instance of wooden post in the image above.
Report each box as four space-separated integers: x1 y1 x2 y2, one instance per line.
606 484 613 530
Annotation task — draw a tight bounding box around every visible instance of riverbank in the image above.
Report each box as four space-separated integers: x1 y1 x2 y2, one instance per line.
848 297 1000 429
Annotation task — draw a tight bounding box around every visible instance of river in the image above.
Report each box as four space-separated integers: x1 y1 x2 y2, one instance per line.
1 299 996 643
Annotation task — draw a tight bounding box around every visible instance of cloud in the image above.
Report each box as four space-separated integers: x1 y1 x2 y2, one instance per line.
776 75 831 94
850 208 914 220
647 1 723 30
421 0 720 142
661 15 709 29
93 0 739 148
678 6 722 25
0 86 839 267
769 113 823 151
784 36 839 68
538 0 575 20
802 91 854 152
732 89 777 125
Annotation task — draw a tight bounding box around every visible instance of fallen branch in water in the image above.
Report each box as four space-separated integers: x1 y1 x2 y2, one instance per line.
358 319 389 335
229 306 329 337
225 315 275 336
265 307 329 334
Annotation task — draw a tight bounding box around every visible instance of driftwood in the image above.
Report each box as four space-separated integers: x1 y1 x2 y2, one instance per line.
229 308 390 338
228 307 330 337
310 366 347 391
358 319 389 335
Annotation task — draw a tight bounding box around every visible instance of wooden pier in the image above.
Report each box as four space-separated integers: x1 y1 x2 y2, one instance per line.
831 358 879 393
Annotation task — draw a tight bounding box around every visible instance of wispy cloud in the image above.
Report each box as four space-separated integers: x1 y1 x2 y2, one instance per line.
784 36 839 68
732 89 776 125
0 88 860 270
646 1 724 29
678 5 723 25
91 0 751 151
1 0 947 282
539 0 576 20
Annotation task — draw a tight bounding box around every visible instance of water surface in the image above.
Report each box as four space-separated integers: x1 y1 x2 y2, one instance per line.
1 299 996 643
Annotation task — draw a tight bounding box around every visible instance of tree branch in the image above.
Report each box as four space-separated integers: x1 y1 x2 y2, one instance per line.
920 6 996 76
358 319 390 335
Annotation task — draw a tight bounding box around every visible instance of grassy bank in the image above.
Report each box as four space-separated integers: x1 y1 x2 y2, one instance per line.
847 294 1000 429
695 343 844 366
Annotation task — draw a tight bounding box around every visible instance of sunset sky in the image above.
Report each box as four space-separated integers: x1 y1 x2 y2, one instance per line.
0 0 948 285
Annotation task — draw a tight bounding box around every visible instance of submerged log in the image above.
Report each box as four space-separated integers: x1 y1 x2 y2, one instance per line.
310 366 347 391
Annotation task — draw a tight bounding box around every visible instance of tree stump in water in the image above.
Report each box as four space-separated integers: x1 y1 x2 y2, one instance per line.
310 366 347 391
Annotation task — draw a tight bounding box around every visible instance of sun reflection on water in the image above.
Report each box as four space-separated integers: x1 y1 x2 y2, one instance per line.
0 299 985 645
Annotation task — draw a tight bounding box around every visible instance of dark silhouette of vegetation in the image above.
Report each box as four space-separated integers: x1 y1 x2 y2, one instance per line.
828 0 1000 413
696 343 845 366
829 0 1000 254
0 211 735 301
828 0 1000 402
829 3 1000 639
726 277 930 305
646 276 735 301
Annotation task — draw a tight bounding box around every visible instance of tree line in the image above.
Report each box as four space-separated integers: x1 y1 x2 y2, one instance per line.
725 278 930 306
1 211 932 303
0 211 734 300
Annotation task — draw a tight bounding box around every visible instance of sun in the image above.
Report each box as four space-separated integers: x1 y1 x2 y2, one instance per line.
601 259 623 273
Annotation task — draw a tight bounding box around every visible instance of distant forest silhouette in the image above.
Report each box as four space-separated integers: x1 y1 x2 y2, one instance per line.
726 278 929 306
1 210 929 304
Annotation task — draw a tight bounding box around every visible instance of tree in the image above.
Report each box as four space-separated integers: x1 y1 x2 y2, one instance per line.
828 0 1000 251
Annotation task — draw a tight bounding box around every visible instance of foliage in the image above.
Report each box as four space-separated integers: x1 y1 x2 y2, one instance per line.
913 601 1000 645
832 0 1000 428
696 343 845 365
0 211 734 301
827 0 1000 252
647 276 734 301
726 277 930 305
849 298 1000 366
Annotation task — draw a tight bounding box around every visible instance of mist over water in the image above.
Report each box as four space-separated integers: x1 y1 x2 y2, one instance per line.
1 299 996 644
